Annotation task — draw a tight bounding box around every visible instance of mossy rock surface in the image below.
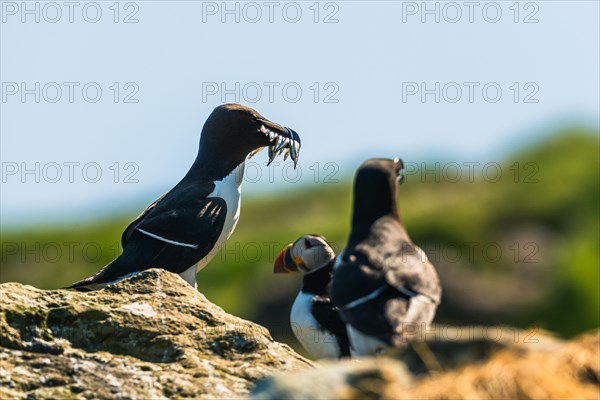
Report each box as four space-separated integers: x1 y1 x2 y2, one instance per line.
0 269 311 399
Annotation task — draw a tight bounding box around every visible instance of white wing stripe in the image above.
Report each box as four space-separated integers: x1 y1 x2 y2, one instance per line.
340 285 388 310
137 228 199 249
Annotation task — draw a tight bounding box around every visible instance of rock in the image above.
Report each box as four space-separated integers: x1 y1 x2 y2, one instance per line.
252 329 600 400
3 269 597 399
0 269 312 399
252 358 414 400
396 325 564 376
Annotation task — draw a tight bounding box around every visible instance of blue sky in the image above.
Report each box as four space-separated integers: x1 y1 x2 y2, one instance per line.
1 1 599 227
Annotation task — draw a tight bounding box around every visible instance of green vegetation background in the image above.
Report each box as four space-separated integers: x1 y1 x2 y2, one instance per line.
2 130 598 353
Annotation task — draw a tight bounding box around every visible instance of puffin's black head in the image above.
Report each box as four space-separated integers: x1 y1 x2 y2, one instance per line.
199 104 301 172
351 157 405 225
274 234 335 274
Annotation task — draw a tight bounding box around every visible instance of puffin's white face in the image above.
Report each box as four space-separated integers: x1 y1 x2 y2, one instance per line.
274 234 335 274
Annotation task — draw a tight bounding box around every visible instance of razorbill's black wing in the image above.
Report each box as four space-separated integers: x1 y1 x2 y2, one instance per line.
67 183 226 290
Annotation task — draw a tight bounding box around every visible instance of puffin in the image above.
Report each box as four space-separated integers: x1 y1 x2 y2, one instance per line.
67 104 301 290
274 234 351 359
330 158 441 356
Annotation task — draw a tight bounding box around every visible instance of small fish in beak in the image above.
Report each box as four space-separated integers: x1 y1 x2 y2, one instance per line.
250 122 301 168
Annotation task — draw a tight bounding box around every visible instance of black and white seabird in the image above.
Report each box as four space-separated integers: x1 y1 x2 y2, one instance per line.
274 235 351 359
330 158 441 356
67 104 301 290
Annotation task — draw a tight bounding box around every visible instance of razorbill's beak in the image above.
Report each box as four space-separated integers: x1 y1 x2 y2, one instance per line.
274 243 300 274
249 119 301 168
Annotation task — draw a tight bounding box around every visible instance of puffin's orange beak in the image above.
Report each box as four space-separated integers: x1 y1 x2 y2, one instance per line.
274 244 295 274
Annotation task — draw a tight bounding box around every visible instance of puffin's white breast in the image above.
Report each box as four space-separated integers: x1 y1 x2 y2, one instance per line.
290 291 342 359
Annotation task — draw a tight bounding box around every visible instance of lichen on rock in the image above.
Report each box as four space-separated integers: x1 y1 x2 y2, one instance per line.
0 269 312 399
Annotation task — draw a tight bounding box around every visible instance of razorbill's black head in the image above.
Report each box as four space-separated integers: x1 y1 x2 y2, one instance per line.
351 157 404 227
194 104 301 180
274 235 351 359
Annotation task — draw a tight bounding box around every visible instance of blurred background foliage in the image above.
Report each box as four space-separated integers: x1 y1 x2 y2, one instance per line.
1 128 598 355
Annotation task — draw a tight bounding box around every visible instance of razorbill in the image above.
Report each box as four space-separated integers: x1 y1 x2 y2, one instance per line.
274 234 351 359
67 104 301 290
330 158 441 356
